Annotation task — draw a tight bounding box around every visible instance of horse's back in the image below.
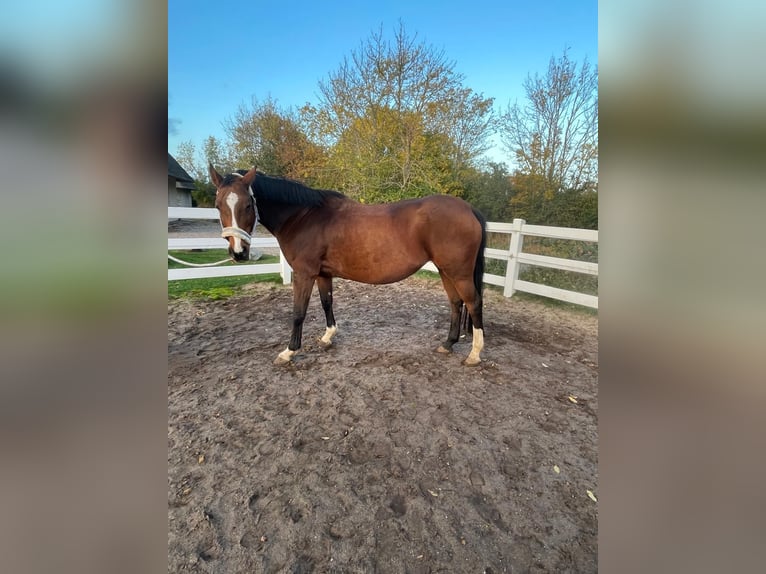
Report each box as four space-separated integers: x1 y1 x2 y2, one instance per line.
340 194 479 248
316 194 482 284
350 194 477 229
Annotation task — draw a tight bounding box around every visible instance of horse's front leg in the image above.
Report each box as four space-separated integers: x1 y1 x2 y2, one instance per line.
274 273 315 365
316 275 337 349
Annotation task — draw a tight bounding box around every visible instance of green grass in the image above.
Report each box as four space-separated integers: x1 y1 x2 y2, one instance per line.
168 249 273 268
414 269 441 281
168 250 282 299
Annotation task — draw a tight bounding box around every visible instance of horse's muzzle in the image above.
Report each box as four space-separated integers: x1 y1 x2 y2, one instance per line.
222 226 252 262
229 246 250 262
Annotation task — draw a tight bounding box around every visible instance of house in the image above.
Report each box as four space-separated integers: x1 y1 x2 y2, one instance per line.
168 153 195 207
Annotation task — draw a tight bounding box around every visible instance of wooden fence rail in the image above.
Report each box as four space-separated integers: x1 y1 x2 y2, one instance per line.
169 209 598 309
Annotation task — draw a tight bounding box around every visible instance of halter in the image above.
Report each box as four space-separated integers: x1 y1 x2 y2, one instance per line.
168 174 259 268
221 226 253 244
219 178 259 245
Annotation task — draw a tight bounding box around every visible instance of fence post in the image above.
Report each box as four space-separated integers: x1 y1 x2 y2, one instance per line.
504 218 525 297
279 250 292 285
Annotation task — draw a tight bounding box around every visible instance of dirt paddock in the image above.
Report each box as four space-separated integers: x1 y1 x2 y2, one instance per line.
168 277 598 573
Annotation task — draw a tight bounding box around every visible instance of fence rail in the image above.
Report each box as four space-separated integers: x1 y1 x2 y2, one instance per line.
169 208 598 308
485 218 598 308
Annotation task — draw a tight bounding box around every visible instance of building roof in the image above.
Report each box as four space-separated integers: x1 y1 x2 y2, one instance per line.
168 153 194 182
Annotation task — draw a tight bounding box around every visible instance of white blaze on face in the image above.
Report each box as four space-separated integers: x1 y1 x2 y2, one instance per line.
225 192 243 253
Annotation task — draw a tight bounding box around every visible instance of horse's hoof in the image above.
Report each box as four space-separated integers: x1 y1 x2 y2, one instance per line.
317 338 332 350
462 356 481 367
436 344 452 354
274 348 295 365
273 355 292 366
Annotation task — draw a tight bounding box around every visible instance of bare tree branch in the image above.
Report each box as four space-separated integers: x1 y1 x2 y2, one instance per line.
500 50 598 191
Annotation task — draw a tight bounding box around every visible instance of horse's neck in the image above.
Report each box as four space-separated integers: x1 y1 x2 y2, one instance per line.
253 194 307 237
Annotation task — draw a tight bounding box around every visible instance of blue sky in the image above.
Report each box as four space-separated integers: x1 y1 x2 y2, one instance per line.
169 0 596 166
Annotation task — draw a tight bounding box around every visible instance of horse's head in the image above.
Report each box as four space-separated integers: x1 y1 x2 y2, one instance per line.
208 164 258 262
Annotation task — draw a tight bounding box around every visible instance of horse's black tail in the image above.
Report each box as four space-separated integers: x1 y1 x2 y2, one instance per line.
472 208 487 299
462 208 487 335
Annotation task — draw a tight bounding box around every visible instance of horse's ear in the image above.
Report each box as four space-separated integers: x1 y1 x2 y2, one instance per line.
241 166 258 187
208 163 223 187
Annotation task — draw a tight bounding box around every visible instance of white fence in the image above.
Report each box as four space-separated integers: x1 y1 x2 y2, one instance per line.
169 208 598 308
168 207 293 284
483 219 598 309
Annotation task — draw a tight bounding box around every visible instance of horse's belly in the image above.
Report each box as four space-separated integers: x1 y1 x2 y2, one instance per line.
321 215 431 283
322 255 427 285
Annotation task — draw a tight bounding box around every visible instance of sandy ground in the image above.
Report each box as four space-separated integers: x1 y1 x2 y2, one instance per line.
168 275 598 573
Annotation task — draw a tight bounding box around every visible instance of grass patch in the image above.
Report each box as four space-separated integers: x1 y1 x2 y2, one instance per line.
485 258 507 277
518 265 598 297
414 269 441 281
168 250 282 300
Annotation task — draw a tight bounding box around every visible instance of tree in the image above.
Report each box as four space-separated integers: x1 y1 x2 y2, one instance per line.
498 50 597 226
175 140 203 181
434 87 496 174
175 136 233 179
312 22 494 202
461 162 515 222
499 50 597 192
507 172 597 229
201 135 233 174
223 97 324 183
174 137 231 207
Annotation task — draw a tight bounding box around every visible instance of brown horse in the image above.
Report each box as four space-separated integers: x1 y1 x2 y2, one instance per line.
209 165 487 366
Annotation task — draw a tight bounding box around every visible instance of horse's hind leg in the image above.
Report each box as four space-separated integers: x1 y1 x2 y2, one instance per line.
316 275 337 349
450 277 484 366
274 273 315 365
437 272 463 354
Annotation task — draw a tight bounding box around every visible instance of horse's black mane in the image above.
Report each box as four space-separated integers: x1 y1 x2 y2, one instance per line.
225 170 345 208
221 171 248 186
255 172 346 208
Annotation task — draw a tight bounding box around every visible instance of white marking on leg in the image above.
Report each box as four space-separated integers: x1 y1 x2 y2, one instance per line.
320 325 337 345
277 348 295 362
225 193 243 253
465 327 484 365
